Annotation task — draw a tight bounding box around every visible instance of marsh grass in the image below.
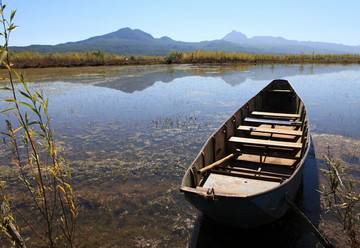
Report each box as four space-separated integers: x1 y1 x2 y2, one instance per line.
6 50 360 69
0 3 78 247
320 148 360 247
9 50 165 68
178 50 360 64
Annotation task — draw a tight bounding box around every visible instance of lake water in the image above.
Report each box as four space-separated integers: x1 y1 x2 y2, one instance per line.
0 64 359 247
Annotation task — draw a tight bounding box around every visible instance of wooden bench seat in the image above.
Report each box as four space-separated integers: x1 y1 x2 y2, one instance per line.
244 117 302 126
267 89 293 93
251 111 300 119
217 166 291 179
229 136 302 149
235 153 297 166
234 148 301 160
238 125 303 136
208 169 284 183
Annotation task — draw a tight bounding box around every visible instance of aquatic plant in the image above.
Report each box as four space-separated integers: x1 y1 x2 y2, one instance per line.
320 149 360 247
0 2 78 247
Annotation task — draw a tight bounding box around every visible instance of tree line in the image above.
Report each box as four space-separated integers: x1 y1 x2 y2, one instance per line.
5 49 360 68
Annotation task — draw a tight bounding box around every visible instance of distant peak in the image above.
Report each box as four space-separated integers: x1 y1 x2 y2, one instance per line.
117 27 132 31
105 27 155 41
229 30 246 35
159 36 174 41
222 30 248 43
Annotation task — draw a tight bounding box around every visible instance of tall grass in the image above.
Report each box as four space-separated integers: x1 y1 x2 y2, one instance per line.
174 50 360 64
320 150 360 247
8 50 165 68
0 2 78 247
6 49 360 69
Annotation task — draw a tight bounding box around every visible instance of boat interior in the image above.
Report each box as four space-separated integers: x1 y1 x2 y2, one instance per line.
184 80 310 196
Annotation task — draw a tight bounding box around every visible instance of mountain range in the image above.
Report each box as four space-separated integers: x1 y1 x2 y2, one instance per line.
10 27 360 56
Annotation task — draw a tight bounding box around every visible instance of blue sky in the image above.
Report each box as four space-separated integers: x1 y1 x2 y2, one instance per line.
7 0 360 46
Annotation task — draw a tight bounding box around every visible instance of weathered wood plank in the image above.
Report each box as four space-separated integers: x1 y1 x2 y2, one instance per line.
229 136 302 149
209 169 283 182
236 148 300 160
267 89 293 93
238 125 303 136
235 153 297 166
218 166 291 178
199 153 237 174
251 111 300 119
244 117 302 126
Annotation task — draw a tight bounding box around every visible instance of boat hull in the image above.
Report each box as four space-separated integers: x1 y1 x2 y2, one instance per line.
183 159 305 228
180 79 310 228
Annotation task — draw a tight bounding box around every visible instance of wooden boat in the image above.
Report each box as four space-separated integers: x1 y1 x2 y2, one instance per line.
180 79 310 228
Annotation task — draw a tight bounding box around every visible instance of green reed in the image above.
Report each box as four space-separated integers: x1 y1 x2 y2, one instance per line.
0 2 78 247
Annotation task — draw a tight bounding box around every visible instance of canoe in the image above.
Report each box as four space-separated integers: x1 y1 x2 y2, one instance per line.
180 79 310 228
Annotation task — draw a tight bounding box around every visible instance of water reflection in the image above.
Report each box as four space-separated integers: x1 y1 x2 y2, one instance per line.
92 64 359 93
192 212 316 248
96 66 191 93
0 64 359 247
301 137 321 227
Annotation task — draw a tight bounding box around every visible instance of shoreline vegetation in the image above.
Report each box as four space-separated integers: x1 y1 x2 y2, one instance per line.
6 49 360 68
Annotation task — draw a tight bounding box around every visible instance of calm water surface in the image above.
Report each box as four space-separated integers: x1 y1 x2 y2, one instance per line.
0 64 360 247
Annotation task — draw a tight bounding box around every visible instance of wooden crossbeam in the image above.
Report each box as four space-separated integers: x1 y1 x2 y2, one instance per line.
234 147 301 160
238 125 303 136
217 166 291 179
251 111 300 119
235 153 297 167
229 136 302 149
209 169 283 182
244 117 302 126
267 89 293 93
198 153 237 174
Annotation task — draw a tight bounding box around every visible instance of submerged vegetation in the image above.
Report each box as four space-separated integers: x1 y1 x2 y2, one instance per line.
5 49 360 68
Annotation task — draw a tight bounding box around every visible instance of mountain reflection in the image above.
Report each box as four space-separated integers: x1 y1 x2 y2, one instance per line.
94 64 358 93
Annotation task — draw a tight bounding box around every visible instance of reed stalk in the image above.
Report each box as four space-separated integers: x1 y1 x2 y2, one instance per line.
320 148 360 247
0 2 78 247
